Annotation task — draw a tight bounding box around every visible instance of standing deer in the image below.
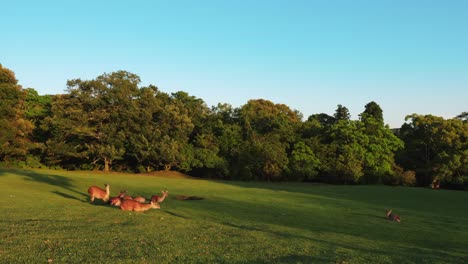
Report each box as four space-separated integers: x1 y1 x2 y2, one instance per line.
386 209 401 222
151 190 169 203
120 200 160 212
88 184 110 203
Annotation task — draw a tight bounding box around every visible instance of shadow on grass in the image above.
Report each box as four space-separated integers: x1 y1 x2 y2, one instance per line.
163 210 191 219
191 196 467 263
246 254 328 264
52 190 89 203
0 168 88 201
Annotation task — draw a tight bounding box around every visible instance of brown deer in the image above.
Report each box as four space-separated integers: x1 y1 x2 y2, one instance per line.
386 209 401 222
88 184 110 203
151 190 169 203
133 196 146 203
120 200 160 212
109 190 126 206
121 191 146 203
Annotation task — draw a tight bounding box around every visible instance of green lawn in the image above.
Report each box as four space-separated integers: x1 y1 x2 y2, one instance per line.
0 168 467 263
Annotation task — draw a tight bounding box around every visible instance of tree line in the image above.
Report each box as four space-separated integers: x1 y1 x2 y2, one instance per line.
1 64 467 189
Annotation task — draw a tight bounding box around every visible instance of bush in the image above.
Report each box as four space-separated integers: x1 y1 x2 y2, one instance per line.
383 165 416 186
401 170 416 186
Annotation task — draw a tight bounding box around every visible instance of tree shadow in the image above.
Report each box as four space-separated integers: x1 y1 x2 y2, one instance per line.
0 168 88 200
351 212 387 220
163 210 191 219
246 254 329 264
188 196 467 263
52 190 88 203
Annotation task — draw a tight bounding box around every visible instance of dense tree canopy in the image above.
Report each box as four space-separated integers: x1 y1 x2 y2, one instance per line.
398 114 468 188
1 65 466 189
0 64 33 163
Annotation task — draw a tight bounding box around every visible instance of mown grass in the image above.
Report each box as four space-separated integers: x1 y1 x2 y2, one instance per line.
0 168 467 263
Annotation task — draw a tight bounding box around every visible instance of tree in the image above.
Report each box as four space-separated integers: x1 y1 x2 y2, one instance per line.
289 141 321 181
456 112 468 123
319 120 367 183
307 113 335 127
0 65 33 163
398 114 468 187
46 71 140 171
361 101 384 124
333 104 350 122
24 88 52 160
122 85 165 172
359 102 404 183
236 99 301 180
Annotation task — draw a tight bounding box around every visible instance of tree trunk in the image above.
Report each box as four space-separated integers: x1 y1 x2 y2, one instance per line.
104 157 110 172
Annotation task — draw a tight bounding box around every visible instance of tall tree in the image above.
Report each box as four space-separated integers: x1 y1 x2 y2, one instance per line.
124 85 166 172
236 99 301 180
361 101 384 124
47 71 140 171
319 120 367 183
333 104 350 122
0 65 33 163
24 88 52 160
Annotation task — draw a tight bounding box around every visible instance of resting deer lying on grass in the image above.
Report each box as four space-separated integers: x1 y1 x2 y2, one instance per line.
121 191 146 203
151 190 169 203
133 196 146 203
88 184 110 203
120 200 160 212
386 209 401 222
109 190 126 206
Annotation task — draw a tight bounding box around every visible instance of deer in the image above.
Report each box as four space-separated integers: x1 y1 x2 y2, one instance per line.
120 200 160 212
88 184 110 203
386 209 401 222
109 190 127 206
121 191 146 203
151 190 169 203
133 196 146 203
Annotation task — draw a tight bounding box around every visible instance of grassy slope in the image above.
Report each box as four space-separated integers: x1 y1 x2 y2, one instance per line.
0 168 467 264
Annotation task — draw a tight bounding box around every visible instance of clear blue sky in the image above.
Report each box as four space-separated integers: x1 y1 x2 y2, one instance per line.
2 0 467 127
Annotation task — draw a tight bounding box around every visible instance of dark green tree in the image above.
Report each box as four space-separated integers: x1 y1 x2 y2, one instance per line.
361 101 384 124
398 114 468 187
456 112 468 123
333 104 350 122
24 88 52 166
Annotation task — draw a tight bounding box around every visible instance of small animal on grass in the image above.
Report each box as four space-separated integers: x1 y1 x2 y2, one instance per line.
109 190 126 206
151 190 169 203
120 200 160 212
88 184 110 203
386 209 401 222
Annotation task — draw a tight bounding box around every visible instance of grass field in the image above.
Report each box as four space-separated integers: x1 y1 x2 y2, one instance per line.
0 168 467 263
